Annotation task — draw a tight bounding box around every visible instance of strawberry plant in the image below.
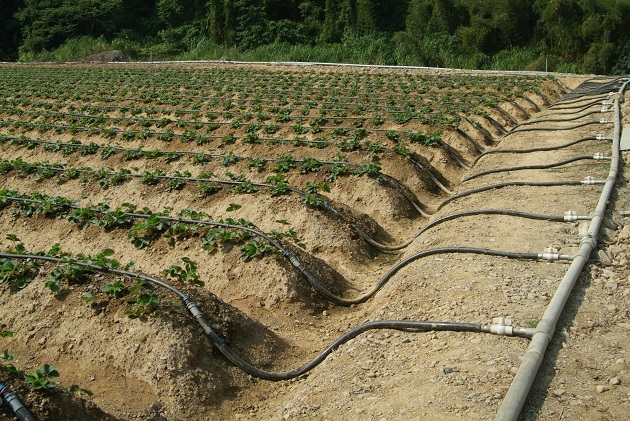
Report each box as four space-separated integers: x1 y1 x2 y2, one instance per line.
162 257 203 286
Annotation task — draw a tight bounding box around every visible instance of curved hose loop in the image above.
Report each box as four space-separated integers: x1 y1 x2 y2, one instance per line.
481 114 508 135
550 94 610 109
353 209 567 252
458 119 495 148
517 109 607 126
437 180 589 211
378 176 431 217
408 156 453 195
544 100 606 116
298 246 544 306
491 104 520 125
202 319 483 381
0 250 517 382
518 96 541 113
437 140 471 170
472 136 603 165
462 155 600 182
504 120 609 138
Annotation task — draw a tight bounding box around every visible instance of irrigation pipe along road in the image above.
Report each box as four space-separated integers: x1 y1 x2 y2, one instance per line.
494 78 629 421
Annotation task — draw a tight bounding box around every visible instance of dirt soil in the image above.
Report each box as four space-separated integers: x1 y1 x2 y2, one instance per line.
0 63 628 420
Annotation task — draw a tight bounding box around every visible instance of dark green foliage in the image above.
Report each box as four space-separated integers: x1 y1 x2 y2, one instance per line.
5 0 630 73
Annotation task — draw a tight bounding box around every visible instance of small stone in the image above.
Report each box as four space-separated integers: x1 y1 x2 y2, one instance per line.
28 303 36 313
322 310 329 317
552 389 566 397
609 377 621 385
605 280 618 290
596 385 609 393
89 375 95 381
38 337 46 345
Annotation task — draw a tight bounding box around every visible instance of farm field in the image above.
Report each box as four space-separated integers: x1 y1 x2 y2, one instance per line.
0 63 628 420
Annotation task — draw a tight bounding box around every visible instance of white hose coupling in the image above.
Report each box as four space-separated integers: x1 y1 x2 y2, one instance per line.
564 210 578 221
596 133 612 140
600 118 612 124
581 176 605 185
489 317 513 336
592 152 609 160
539 246 559 260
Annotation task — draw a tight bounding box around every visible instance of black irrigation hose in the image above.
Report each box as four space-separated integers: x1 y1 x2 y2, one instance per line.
462 155 602 182
544 100 607 115
0 133 453 200
1 195 288 253
202 319 482 381
353 209 567 252
550 94 609 109
0 250 516 382
0 252 189 298
437 180 594 211
472 136 606 165
517 109 605 126
300 246 545 306
504 120 609 138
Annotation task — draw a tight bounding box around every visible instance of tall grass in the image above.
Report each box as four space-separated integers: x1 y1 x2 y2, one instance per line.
19 36 110 62
18 34 589 74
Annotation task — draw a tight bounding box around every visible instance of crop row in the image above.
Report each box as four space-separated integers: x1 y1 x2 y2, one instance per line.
0 119 462 173
0 189 304 257
0 66 551 104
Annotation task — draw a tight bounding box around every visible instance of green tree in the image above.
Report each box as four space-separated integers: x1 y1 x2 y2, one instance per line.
17 0 124 53
0 0 23 60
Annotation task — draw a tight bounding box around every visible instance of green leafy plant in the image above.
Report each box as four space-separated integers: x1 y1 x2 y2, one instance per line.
25 364 59 392
162 257 203 286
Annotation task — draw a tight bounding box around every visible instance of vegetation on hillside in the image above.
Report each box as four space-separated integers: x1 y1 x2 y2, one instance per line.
1 0 629 74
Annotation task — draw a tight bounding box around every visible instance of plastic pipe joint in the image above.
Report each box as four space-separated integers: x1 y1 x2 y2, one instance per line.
0 385 35 421
489 317 513 336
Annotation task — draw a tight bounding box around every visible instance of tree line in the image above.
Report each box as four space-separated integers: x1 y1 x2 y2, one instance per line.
1 0 629 74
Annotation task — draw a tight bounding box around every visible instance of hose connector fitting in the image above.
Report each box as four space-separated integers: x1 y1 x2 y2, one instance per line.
596 133 611 141
600 118 612 124
592 152 609 160
489 317 513 336
539 247 560 260
581 176 605 185
185 300 202 319
564 210 578 221
289 255 303 271
0 385 35 421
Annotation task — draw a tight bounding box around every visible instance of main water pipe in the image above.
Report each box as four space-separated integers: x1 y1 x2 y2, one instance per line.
494 78 629 421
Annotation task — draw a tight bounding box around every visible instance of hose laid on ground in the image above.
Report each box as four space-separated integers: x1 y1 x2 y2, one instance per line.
504 120 611 138
299 246 572 306
495 78 629 421
462 154 607 182
0 250 535 382
517 109 607 126
353 209 585 252
473 136 609 165
437 180 603 211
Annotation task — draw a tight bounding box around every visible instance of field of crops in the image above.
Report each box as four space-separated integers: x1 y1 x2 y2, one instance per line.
0 63 576 419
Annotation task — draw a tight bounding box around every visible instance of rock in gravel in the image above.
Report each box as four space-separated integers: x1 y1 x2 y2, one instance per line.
605 280 619 290
552 389 566 397
609 377 622 385
596 385 610 393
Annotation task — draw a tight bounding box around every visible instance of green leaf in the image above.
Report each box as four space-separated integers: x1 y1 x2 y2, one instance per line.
81 292 97 302
226 203 242 212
